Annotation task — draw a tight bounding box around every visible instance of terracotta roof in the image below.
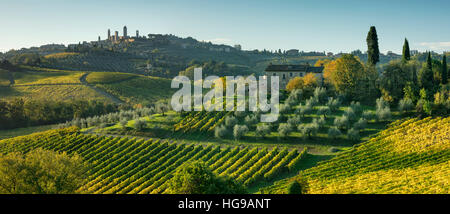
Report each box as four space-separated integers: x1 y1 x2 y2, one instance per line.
265 64 324 73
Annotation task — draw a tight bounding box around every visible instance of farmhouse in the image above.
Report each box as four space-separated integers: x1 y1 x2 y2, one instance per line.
265 64 324 88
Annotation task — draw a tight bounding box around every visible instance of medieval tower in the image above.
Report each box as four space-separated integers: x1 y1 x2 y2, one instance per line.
123 26 128 38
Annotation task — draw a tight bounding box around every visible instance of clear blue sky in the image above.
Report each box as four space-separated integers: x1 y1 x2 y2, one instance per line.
1 0 449 53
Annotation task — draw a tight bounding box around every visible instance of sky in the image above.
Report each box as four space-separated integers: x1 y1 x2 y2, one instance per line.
0 0 449 53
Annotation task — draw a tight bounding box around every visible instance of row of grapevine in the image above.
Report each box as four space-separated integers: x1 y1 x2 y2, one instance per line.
0 128 308 194
262 117 450 194
174 110 231 133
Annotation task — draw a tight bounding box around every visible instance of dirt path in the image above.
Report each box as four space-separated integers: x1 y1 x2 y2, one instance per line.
79 72 125 104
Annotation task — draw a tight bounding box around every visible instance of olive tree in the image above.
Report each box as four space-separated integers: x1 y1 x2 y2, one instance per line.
233 125 249 140
256 123 271 138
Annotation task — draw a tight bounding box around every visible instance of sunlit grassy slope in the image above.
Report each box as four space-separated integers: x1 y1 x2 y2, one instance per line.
12 71 85 85
0 85 111 102
85 72 138 84
261 117 450 194
88 72 176 104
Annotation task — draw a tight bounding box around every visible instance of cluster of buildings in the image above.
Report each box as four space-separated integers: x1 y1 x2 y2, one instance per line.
265 64 324 88
106 26 140 43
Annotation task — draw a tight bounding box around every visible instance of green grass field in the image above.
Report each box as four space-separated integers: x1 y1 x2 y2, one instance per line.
85 72 138 84
0 85 110 102
93 75 176 104
0 69 11 86
12 71 85 85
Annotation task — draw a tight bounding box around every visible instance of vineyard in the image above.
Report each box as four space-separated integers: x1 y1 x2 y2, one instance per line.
262 117 450 194
0 127 307 194
174 111 231 133
45 53 137 73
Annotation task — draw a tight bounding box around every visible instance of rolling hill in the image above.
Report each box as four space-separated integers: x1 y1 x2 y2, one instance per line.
0 127 307 194
0 69 174 105
261 117 450 194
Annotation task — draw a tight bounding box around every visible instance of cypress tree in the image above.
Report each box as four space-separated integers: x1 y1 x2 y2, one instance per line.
442 54 448 84
366 26 380 66
419 52 434 91
427 52 432 70
402 38 411 61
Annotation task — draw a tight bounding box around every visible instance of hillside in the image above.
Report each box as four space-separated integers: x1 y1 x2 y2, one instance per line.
0 127 307 194
0 69 174 105
84 72 175 104
261 117 450 194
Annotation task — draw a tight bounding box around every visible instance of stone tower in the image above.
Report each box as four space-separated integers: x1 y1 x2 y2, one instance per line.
107 29 111 41
136 30 139 38
114 31 119 42
123 26 128 38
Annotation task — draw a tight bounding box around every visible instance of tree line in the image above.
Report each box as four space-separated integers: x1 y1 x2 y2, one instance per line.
0 99 120 130
297 26 449 116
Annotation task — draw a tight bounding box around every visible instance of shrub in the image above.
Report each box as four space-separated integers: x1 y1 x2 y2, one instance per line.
287 115 302 127
279 103 291 114
297 103 313 117
327 97 341 112
376 106 391 122
398 98 413 113
277 123 292 138
347 128 360 141
350 101 362 115
353 118 367 130
376 97 388 110
312 116 326 128
317 106 331 118
328 127 342 139
133 119 146 131
334 115 349 130
225 116 238 127
298 123 319 138
155 101 170 116
362 110 375 121
234 110 246 118
214 125 228 139
287 181 303 194
0 148 88 194
305 97 317 107
255 123 271 138
120 119 128 128
344 107 356 121
233 125 249 140
313 87 327 104
244 114 258 126
168 161 246 194
289 89 303 102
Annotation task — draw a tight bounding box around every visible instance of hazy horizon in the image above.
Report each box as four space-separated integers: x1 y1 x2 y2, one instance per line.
1 0 449 54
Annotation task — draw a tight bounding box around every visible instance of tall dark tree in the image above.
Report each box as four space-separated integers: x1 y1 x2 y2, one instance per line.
427 52 432 70
442 54 448 84
402 38 411 61
366 26 380 65
418 52 434 91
